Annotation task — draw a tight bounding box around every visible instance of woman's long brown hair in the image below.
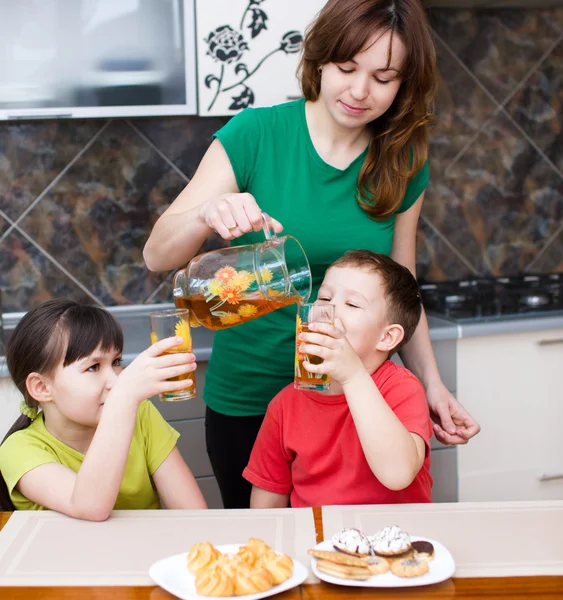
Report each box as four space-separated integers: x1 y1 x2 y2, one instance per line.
299 0 436 220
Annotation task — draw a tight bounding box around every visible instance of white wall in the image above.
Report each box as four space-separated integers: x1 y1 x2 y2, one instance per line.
0 378 25 440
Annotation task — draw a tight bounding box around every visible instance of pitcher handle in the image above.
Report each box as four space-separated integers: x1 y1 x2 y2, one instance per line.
261 212 275 240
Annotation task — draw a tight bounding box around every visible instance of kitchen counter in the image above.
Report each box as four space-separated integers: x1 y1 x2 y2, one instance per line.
456 311 563 338
3 305 563 378
0 306 456 370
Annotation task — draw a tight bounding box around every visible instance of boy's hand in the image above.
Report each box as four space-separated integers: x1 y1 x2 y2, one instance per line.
299 320 364 385
111 337 196 404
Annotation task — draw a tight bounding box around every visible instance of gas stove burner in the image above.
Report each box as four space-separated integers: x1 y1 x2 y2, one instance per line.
419 273 563 321
519 294 550 308
445 294 469 303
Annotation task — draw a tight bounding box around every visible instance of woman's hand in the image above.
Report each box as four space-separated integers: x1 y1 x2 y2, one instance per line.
427 380 480 445
198 192 283 240
113 337 197 404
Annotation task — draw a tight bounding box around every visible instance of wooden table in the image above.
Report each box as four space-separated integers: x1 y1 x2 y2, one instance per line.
1 510 563 599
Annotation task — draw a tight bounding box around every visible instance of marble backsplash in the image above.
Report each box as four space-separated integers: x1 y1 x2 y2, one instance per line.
0 8 562 311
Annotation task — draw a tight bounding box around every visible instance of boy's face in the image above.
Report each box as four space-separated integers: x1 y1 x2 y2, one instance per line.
316 266 397 363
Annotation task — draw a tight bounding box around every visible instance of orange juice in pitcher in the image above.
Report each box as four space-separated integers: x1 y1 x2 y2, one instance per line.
173 216 311 330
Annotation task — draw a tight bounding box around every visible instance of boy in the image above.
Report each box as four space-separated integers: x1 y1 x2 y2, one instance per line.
243 250 432 508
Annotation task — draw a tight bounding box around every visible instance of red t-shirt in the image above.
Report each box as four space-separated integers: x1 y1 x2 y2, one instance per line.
243 360 433 507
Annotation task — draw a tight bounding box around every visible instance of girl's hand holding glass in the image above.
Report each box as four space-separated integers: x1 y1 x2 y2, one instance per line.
112 337 196 404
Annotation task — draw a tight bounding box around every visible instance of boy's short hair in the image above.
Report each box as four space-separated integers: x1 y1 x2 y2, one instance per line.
329 250 422 352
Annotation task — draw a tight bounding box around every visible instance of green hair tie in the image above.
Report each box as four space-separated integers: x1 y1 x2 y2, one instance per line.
20 402 38 421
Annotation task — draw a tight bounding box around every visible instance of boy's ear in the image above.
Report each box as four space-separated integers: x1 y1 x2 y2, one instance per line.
375 324 405 353
26 373 55 405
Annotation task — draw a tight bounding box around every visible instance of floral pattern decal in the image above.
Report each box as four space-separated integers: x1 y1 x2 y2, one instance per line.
202 265 275 326
149 318 192 350
204 0 304 111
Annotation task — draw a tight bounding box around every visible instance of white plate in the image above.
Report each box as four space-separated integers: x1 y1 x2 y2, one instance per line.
310 537 455 588
149 543 309 600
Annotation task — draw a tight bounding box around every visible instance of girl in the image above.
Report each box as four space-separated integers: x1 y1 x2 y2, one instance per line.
143 0 480 508
0 299 207 519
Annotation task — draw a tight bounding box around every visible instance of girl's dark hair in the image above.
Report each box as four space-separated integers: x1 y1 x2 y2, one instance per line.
298 0 436 220
0 299 123 510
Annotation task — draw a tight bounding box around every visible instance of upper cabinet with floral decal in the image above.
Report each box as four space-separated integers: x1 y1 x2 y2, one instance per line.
195 0 326 116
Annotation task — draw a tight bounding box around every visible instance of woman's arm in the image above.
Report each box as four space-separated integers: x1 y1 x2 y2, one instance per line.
391 195 481 445
143 140 239 271
143 140 282 272
152 446 207 509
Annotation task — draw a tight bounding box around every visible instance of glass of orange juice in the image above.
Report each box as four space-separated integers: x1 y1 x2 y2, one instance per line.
148 308 196 401
294 303 335 391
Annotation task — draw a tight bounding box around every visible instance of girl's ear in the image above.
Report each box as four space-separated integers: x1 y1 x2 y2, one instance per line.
25 373 54 405
375 323 405 353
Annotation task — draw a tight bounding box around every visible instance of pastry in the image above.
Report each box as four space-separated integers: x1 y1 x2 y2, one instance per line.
236 545 257 567
246 537 271 556
308 549 369 568
412 540 435 562
215 553 245 578
236 537 271 566
233 563 273 595
188 537 294 596
187 542 220 575
365 555 390 575
316 558 372 580
331 528 371 556
195 564 235 597
385 549 415 564
257 551 293 585
390 556 429 578
369 525 411 556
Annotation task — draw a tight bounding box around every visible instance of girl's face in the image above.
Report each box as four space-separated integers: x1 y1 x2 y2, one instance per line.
318 29 406 131
46 345 123 428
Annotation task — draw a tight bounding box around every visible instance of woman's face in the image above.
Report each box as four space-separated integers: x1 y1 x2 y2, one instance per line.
318 29 406 131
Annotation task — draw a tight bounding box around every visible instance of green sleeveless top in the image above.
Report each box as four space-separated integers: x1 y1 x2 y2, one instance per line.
204 99 429 416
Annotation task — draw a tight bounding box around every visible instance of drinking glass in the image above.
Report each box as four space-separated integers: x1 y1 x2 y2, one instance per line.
294 303 335 391
148 308 196 402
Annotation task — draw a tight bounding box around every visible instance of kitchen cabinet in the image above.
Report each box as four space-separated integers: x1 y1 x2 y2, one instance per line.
0 0 198 119
457 329 563 501
146 361 225 508
195 0 326 116
394 335 459 503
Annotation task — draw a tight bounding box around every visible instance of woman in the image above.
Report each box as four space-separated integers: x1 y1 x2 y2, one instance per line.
144 0 480 509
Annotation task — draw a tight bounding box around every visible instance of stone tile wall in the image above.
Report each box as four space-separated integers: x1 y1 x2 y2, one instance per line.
0 8 562 311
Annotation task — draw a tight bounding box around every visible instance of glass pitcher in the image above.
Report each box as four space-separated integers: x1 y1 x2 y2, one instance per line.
173 217 311 330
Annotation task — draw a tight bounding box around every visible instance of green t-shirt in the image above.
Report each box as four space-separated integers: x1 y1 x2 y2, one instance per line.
0 400 179 510
205 99 429 417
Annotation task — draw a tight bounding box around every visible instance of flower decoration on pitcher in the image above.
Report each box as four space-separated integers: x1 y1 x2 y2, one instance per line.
201 265 278 327
204 0 304 111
